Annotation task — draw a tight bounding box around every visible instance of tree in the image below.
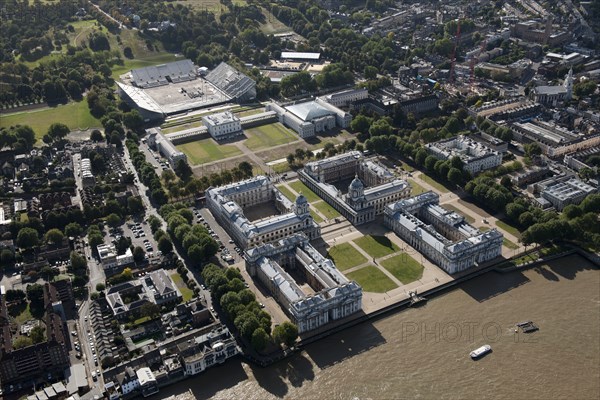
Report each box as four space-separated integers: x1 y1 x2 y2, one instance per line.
5 289 25 302
148 215 162 233
0 249 14 265
500 176 512 188
158 236 173 254
47 123 69 142
106 213 121 228
273 321 298 347
133 246 145 262
13 336 33 349
65 222 83 237
17 227 39 249
175 159 192 180
30 325 45 343
127 196 144 214
524 142 542 158
140 302 160 319
70 251 87 270
90 129 103 142
424 156 438 172
95 283 106 292
251 327 270 352
364 65 378 80
350 114 372 133
44 228 64 245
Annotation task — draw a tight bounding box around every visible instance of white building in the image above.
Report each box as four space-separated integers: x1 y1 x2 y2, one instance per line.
80 158 95 187
116 367 140 396
385 191 503 274
245 234 362 333
145 127 188 168
266 98 352 138
202 111 242 141
424 135 502 175
178 326 239 376
206 175 320 249
538 176 596 210
136 367 158 397
97 244 134 275
323 88 369 108
299 151 411 225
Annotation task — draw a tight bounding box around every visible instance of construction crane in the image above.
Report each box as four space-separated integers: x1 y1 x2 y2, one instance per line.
470 38 488 89
449 20 461 83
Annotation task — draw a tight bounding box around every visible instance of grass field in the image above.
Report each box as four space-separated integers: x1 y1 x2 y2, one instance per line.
381 253 424 284
419 174 451 193
442 204 475 224
496 220 522 238
260 6 292 34
271 162 292 174
346 265 398 293
244 123 297 151
354 235 400 259
503 237 520 250
479 226 490 232
276 185 296 201
177 138 242 165
327 243 367 271
408 179 427 196
309 208 324 223
289 181 320 203
1 101 101 140
313 201 340 220
171 273 194 302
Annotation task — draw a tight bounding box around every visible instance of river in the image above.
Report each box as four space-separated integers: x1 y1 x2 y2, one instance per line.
152 254 600 400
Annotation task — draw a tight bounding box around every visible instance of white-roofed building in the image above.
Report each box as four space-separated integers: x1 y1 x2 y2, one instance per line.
245 234 362 333
202 111 242 140
280 52 321 61
323 88 369 108
538 175 596 210
424 135 502 175
207 175 320 249
136 367 158 397
299 151 411 225
384 191 503 274
266 97 351 138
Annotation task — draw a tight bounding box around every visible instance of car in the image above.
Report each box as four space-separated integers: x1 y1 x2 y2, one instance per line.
228 239 234 244
76 352 82 359
210 307 215 313
92 372 97 381
71 331 77 336
200 284 206 290
94 359 98 366
259 303 265 308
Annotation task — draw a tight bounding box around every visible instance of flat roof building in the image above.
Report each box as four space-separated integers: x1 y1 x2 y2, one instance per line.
280 52 321 61
146 127 188 168
424 135 502 175
537 175 596 210
245 234 362 334
385 191 503 274
202 111 242 141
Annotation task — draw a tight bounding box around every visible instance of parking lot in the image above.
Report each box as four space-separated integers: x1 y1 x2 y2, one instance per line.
103 218 161 269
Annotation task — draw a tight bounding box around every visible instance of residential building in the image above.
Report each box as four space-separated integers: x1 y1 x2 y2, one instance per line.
299 151 411 225
385 192 503 274
116 367 140 396
80 157 95 187
178 326 239 376
136 367 159 397
202 111 242 141
398 94 439 116
266 98 352 138
424 136 503 175
245 234 362 333
145 127 188 168
206 175 320 249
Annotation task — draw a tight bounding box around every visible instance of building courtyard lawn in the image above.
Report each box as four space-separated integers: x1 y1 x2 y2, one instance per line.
327 243 367 271
407 179 427 196
288 180 321 203
354 235 400 259
309 208 324 223
381 253 424 284
313 200 340 220
244 123 297 151
345 265 398 293
171 273 194 302
276 185 296 201
176 138 242 165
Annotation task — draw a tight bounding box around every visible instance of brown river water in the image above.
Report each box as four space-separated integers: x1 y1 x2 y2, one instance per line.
152 254 600 400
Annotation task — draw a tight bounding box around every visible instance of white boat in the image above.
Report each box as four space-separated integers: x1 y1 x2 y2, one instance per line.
470 344 492 359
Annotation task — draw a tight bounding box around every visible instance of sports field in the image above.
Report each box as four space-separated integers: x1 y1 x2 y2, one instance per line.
244 123 297 151
381 253 424 284
176 138 242 165
346 265 398 293
327 243 367 271
354 235 400 259
1 101 100 140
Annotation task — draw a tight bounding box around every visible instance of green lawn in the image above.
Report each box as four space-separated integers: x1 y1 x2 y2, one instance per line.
276 185 296 201
313 200 341 219
309 208 324 223
408 179 427 196
244 123 297 151
176 138 242 165
479 226 490 232
1 101 100 140
381 254 424 284
419 174 451 193
171 273 194 302
503 237 520 250
495 220 522 239
327 243 367 271
398 161 415 172
442 204 475 224
346 265 398 293
354 235 400 259
14 304 33 324
271 162 292 174
289 180 321 203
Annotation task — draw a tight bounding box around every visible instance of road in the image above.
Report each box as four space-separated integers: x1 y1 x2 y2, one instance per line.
88 1 124 29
